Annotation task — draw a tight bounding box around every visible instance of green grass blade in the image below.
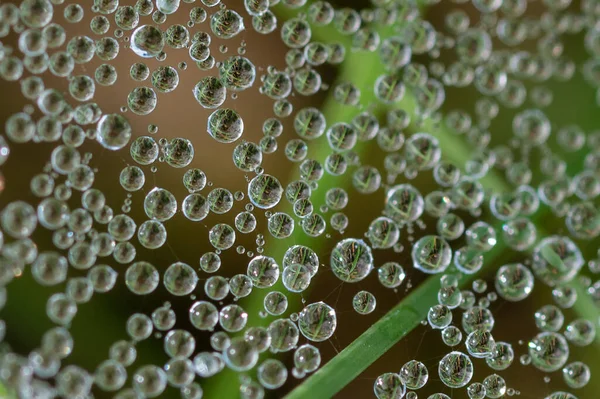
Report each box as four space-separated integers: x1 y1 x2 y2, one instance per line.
285 274 436 399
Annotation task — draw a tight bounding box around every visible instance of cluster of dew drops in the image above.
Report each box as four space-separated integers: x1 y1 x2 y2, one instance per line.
0 0 598 397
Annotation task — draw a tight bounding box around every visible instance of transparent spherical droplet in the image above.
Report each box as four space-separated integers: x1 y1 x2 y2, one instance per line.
144 187 177 221
534 304 564 332
427 394 450 399
378 262 406 289
239 379 264 399
88 264 117 293
399 360 428 390
209 223 236 250
565 319 596 347
132 365 166 398
127 313 153 341
152 305 176 331
211 9 244 39
502 218 537 251
182 193 208 222
131 25 165 58
268 318 299 352
244 326 271 353
566 202 600 240
438 351 473 388
220 55 256 91
437 213 465 241
95 360 127 392
165 357 195 388
193 352 224 379
207 108 244 144
374 372 405 399
442 326 462 347
32 251 67 286
126 261 159 295
229 274 253 298
109 340 136 366
151 65 179 93
233 141 263 173
301 213 326 237
465 222 497 252
438 285 462 309
281 246 318 279
246 255 279 288
189 300 218 331
482 374 506 399
192 77 226 109
453 246 483 275
66 278 93 304
19 0 53 28
562 361 590 389
257 359 287 389
532 236 583 286
368 217 400 249
462 306 495 334
137 220 167 249
127 86 157 115
260 291 287 317
282 264 311 293
451 178 485 210
164 329 195 358
164 262 198 296
130 136 158 165
428 304 452 329
293 344 320 374
281 18 311 48
466 329 495 359
412 235 452 274
552 285 578 309
528 332 570 372
404 133 441 171
57 365 92 398
207 188 234 215
467 382 486 399
353 290 376 315
486 341 514 371
330 238 373 282
96 113 131 151
544 392 578 399
219 304 248 333
352 166 381 194
118 166 144 192
294 107 326 139
298 302 336 342
248 174 283 209
495 263 534 301
130 62 150 81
